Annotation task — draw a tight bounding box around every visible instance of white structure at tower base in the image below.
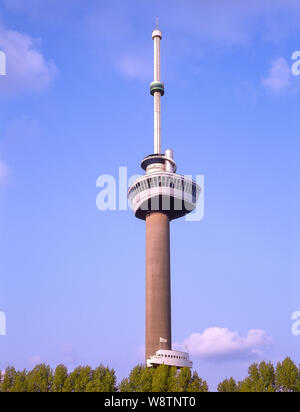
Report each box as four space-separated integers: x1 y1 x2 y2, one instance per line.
147 349 193 368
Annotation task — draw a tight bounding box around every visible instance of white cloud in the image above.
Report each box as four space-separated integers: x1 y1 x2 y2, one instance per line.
84 5 152 81
28 355 42 368
175 327 272 361
0 23 56 95
174 0 300 44
82 0 300 83
0 160 8 184
117 54 151 80
60 344 78 367
262 57 292 93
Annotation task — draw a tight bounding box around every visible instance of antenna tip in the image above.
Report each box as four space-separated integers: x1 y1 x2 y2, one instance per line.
152 18 162 39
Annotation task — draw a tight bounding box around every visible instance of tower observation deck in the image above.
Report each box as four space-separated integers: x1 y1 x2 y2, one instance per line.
128 22 200 369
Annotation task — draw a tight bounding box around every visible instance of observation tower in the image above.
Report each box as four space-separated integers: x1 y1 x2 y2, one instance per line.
128 22 201 368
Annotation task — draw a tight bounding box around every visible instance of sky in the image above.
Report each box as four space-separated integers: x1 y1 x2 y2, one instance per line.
0 0 300 391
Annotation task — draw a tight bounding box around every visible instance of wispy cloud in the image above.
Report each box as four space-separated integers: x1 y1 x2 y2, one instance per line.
162 0 300 45
81 0 300 84
175 327 272 361
28 355 42 368
117 54 151 80
7 0 300 45
262 57 292 93
0 22 57 95
60 344 79 368
84 4 151 80
5 1 300 84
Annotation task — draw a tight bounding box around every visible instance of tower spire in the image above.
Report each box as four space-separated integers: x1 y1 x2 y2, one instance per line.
150 22 164 154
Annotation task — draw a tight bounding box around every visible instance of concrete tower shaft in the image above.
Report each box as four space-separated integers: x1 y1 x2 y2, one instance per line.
145 212 171 360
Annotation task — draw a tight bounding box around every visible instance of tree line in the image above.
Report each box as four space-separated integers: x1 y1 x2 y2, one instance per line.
0 357 299 392
218 357 300 392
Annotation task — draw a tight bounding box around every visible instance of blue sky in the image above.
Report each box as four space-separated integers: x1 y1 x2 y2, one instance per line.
0 0 300 390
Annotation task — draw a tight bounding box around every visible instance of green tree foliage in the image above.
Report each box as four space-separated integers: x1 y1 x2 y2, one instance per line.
119 377 131 392
10 370 28 392
175 367 191 392
52 365 68 392
139 365 154 392
1 357 299 392
0 363 117 393
119 365 208 392
275 357 300 392
217 377 239 393
152 364 175 392
1 367 17 392
218 357 300 393
63 366 92 392
119 364 154 392
86 365 117 392
239 361 275 392
187 371 209 392
26 364 53 392
120 364 144 392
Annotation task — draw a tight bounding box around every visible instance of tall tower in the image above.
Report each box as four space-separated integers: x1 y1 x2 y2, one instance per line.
128 23 200 368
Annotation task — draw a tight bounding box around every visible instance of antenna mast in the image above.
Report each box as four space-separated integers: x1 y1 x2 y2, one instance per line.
150 19 164 154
